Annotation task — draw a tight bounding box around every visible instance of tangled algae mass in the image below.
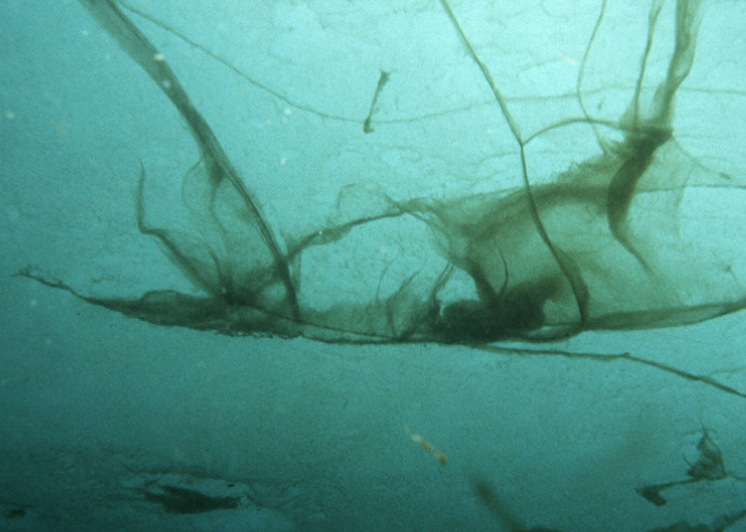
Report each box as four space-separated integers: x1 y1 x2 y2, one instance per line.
23 0 746 348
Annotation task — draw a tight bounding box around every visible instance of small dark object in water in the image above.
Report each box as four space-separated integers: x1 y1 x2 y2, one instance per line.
2 507 26 519
141 485 239 514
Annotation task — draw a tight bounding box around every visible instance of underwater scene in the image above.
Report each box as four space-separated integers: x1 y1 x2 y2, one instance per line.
2 0 746 530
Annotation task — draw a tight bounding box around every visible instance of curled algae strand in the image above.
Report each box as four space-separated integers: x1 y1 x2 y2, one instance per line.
22 1 746 353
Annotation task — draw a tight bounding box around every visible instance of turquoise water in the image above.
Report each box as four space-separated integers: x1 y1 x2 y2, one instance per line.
2 1 746 530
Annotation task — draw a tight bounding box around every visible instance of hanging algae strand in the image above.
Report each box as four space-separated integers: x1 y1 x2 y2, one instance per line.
75 0 299 321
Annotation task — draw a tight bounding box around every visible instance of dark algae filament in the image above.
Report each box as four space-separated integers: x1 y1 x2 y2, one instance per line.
70 0 300 322
21 3 746 363
363 70 390 134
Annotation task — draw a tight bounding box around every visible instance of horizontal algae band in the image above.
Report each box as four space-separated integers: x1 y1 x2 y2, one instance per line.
24 0 746 346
